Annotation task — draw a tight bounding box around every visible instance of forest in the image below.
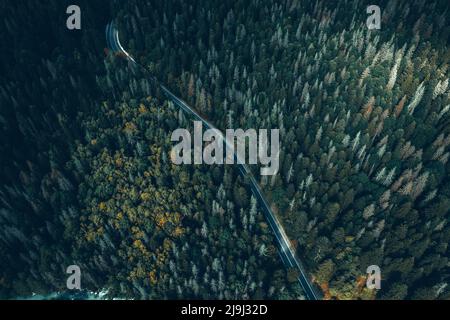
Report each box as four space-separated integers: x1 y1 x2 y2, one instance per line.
0 0 449 300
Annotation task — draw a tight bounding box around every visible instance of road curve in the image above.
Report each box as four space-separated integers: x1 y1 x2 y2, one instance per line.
105 22 321 300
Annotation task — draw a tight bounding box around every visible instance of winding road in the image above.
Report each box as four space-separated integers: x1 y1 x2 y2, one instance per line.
106 22 321 300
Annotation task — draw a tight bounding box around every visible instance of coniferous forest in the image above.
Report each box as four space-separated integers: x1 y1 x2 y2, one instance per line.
0 0 449 300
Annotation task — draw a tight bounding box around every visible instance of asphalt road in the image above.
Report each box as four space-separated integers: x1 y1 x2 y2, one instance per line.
106 22 321 300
